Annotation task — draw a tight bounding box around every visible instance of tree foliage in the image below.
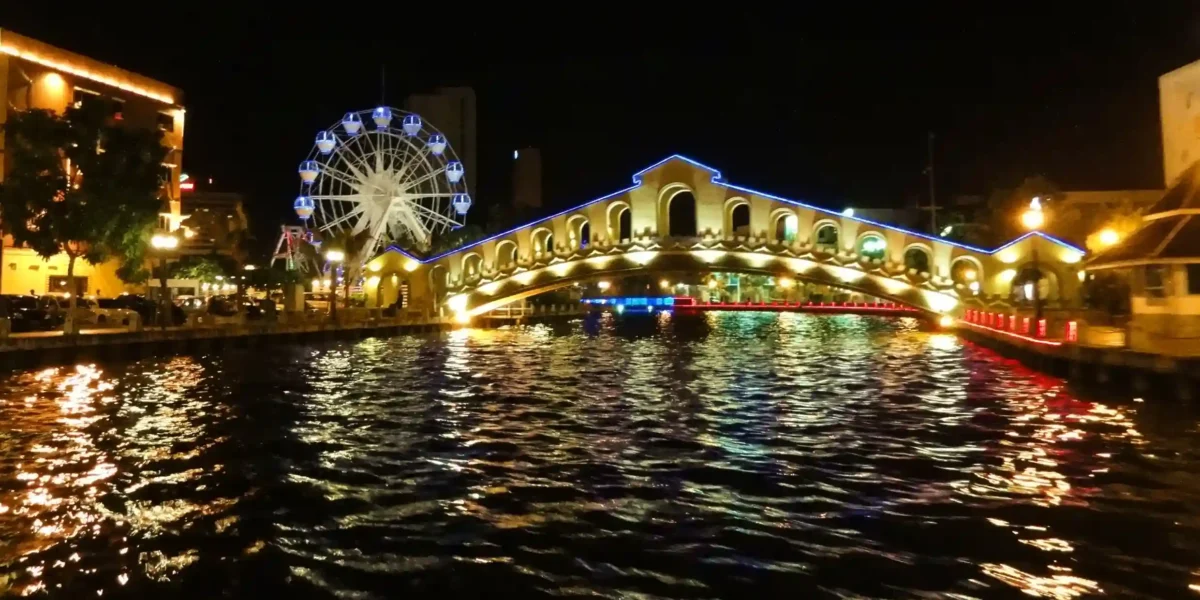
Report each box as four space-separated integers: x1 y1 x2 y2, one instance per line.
170 256 229 282
0 105 168 303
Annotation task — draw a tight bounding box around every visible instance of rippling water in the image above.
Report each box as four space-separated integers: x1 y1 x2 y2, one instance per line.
1 313 1199 598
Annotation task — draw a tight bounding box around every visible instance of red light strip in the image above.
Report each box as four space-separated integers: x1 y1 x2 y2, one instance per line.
959 320 1063 346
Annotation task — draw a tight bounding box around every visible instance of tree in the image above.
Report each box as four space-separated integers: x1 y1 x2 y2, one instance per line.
170 256 229 282
0 105 167 315
325 229 372 309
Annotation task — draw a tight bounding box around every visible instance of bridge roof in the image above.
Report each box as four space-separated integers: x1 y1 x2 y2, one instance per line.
385 154 1083 263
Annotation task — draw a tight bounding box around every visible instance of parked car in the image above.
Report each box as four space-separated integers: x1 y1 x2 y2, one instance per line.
39 295 136 327
1 294 56 332
106 294 185 326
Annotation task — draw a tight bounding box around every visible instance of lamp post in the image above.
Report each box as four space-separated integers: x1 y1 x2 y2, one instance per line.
325 249 344 322
1021 197 1046 322
150 232 180 330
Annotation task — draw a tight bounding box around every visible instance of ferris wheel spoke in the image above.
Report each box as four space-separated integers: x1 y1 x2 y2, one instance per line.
400 165 447 191
318 206 365 230
403 199 460 228
396 145 433 184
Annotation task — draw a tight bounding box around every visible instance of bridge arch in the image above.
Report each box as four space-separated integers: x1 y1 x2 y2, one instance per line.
855 231 888 262
949 255 984 285
461 252 484 282
444 247 965 319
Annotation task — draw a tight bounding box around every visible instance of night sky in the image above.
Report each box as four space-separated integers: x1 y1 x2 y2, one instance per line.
4 6 1200 250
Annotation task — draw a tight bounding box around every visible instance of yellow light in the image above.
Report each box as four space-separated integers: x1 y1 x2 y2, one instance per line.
964 269 977 281
367 275 380 286
998 269 1017 283
1098 228 1120 247
367 262 382 272
587 255 614 268
707 279 719 289
325 249 345 262
312 278 321 289
829 265 865 283
938 315 955 328
183 228 196 239
597 281 611 291
778 277 794 289
0 44 176 104
693 250 726 264
923 290 959 313
478 282 500 295
243 264 256 271
322 279 332 288
625 251 657 266
1077 270 1086 282
403 259 420 272
150 233 179 250
551 262 573 277
446 294 469 312
513 271 535 285
659 279 670 288
454 311 472 325
997 249 1020 264
968 281 981 293
1021 198 1045 230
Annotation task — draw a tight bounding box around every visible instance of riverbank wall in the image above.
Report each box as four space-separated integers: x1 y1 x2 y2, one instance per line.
0 318 452 371
957 323 1200 401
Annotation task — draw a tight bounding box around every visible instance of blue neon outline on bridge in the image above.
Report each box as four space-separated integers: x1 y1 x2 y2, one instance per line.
383 154 1084 263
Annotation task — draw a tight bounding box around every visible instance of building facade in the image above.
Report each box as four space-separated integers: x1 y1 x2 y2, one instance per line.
0 28 185 296
178 190 248 257
512 147 542 210
405 87 476 195
1160 58 1200 187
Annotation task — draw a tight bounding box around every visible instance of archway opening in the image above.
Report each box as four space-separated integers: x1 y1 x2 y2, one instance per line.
618 208 632 241
579 222 590 249
531 229 554 256
904 247 931 273
463 254 483 279
774 214 798 243
496 241 517 268
858 235 886 261
730 204 750 235
815 224 838 251
668 192 698 237
950 258 982 291
1011 266 1052 304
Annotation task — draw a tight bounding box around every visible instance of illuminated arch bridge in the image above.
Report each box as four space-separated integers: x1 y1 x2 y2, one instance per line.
363 155 1086 321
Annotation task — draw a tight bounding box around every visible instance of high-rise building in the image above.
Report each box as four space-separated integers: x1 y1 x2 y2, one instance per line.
1160 58 1200 186
405 87 476 195
0 29 185 296
512 147 542 210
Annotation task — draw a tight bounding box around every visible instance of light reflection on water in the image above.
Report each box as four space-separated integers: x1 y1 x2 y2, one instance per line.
0 313 1197 598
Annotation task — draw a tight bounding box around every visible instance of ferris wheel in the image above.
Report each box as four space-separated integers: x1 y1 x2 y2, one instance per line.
292 107 471 260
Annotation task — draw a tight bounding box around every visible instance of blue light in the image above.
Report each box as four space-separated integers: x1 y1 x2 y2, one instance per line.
452 193 472 215
402 114 422 136
382 154 1084 263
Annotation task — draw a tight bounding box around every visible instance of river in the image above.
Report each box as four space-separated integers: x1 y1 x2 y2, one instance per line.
1 313 1198 598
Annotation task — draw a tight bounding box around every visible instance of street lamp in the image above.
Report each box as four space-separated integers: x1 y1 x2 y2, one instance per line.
325 248 344 321
150 232 180 330
1021 197 1045 322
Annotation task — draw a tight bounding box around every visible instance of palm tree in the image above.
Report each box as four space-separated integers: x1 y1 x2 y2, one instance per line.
325 229 372 310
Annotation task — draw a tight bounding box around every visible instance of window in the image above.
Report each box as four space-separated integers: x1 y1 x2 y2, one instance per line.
157 112 175 132
1144 266 1168 299
1187 264 1200 296
47 276 88 296
72 87 100 109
